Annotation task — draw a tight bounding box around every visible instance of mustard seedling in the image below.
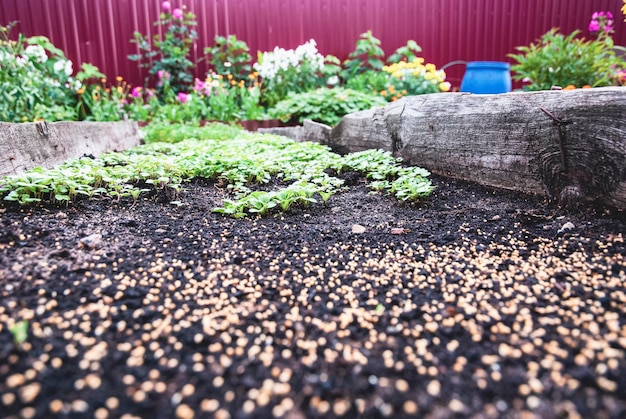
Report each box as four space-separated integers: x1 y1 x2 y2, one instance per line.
9 320 28 347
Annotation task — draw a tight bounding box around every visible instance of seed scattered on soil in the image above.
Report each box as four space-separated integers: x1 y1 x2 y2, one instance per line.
0 175 624 418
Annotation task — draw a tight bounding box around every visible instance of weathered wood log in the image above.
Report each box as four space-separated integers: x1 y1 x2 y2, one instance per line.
0 120 142 177
266 87 626 210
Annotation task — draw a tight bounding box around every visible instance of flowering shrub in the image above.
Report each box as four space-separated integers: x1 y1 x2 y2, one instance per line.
194 72 264 122
509 28 621 90
0 22 80 121
129 1 198 96
77 76 132 121
588 11 614 38
254 39 326 107
382 59 451 100
204 35 252 83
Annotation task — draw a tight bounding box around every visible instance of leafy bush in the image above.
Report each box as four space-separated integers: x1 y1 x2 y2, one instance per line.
129 2 198 97
269 87 387 126
0 22 80 122
345 70 391 97
508 28 621 90
341 30 386 79
203 34 252 83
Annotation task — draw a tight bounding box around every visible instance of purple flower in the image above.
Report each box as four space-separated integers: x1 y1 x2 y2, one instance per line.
162 1 171 11
589 20 600 32
131 86 142 98
177 92 189 103
172 8 183 19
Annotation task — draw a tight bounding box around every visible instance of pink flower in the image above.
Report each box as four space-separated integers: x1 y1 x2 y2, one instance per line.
162 1 171 11
157 70 170 80
589 20 600 32
172 8 183 19
177 92 189 103
131 86 142 98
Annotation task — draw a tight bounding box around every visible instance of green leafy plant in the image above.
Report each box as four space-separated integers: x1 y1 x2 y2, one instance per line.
269 87 387 126
203 34 252 82
508 28 620 90
129 2 198 97
77 76 131 121
191 72 265 122
344 70 392 96
254 39 326 107
9 320 28 347
387 40 423 64
0 22 80 122
341 30 386 80
1 124 432 217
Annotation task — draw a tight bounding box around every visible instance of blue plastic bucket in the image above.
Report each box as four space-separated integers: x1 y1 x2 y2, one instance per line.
460 61 512 94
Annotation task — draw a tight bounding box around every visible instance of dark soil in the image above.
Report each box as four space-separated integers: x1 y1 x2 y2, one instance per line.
1 174 625 419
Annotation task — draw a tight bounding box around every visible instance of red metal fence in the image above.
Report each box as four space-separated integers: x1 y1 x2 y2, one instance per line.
2 0 625 88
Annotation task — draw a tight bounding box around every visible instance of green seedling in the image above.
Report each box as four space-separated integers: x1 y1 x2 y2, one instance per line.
9 320 28 347
0 123 432 217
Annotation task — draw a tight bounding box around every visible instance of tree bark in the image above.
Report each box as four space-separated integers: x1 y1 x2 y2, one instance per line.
324 87 625 209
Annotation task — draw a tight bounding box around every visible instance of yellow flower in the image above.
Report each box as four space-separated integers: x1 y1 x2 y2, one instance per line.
439 82 451 92
380 90 388 96
412 57 425 64
388 85 396 92
117 86 123 94
425 63 436 72
392 70 403 79
227 74 233 80
424 72 434 80
248 73 256 80
116 76 123 82
77 88 85 95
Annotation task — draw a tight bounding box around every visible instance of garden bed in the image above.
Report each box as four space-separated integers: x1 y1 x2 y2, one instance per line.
1 169 625 418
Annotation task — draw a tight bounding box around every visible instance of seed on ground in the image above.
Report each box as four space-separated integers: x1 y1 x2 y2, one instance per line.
49 399 64 414
427 380 441 397
20 407 36 419
201 399 219 412
94 407 109 419
105 397 119 410
71 399 89 413
19 382 41 403
2 392 15 406
175 404 195 419
403 400 419 414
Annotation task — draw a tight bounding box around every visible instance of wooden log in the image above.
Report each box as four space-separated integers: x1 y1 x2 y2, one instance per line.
329 87 626 209
0 120 142 177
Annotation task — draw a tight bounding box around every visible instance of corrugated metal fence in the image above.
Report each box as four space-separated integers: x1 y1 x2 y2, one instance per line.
1 0 625 88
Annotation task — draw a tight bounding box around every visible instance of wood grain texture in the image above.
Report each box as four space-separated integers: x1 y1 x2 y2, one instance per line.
0 121 142 177
328 87 626 209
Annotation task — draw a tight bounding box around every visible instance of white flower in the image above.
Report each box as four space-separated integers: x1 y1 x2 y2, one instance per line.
64 60 73 76
23 45 47 63
53 59 65 73
52 59 73 76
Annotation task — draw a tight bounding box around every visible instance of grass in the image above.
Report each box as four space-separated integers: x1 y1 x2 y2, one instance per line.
0 123 433 217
